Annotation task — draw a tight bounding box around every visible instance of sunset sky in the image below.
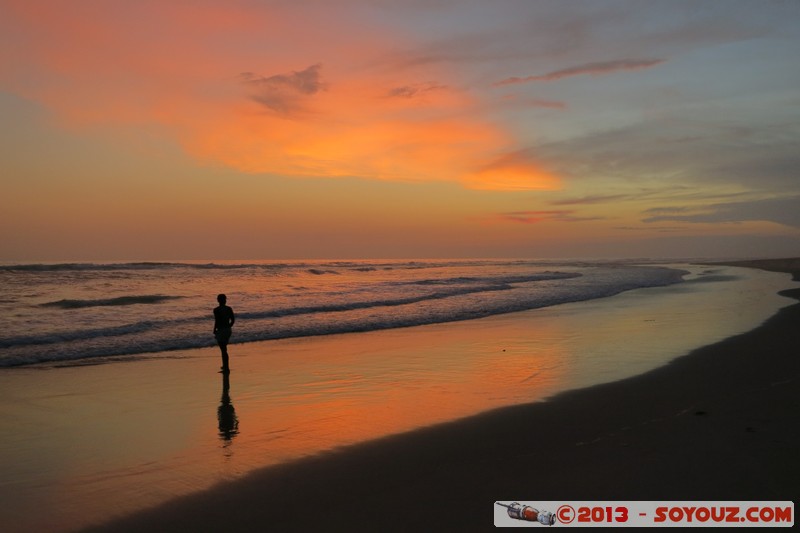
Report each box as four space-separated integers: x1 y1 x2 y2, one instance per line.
1 0 798 260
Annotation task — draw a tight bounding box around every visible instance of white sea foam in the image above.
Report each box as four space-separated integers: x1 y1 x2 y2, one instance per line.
0 260 687 367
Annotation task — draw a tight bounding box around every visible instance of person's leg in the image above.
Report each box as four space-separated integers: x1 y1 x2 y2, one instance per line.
219 342 228 370
217 328 232 372
219 339 230 372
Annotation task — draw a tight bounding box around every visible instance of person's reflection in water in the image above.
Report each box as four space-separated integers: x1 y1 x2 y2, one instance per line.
218 372 239 448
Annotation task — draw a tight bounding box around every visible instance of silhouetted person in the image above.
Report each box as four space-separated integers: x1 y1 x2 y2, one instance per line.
213 293 235 373
218 372 239 442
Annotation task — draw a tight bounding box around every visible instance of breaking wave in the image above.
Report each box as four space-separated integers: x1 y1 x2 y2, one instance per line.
40 295 183 309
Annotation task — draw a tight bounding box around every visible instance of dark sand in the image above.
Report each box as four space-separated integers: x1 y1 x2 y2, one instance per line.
84 259 800 532
704 257 800 279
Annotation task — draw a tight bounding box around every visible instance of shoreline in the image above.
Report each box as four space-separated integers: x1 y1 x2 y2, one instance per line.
82 259 800 532
701 257 800 280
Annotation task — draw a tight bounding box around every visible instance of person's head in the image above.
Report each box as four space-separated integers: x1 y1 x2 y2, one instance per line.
217 294 227 305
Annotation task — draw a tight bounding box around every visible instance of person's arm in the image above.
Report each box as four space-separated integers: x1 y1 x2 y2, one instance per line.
229 307 236 328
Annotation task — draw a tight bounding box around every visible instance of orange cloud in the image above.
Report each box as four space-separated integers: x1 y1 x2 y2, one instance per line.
464 151 561 191
187 72 508 184
0 0 561 191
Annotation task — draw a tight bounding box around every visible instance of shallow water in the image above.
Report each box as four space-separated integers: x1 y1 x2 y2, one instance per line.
0 264 793 532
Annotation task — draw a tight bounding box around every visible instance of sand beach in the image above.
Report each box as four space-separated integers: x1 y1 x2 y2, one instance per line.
87 259 800 531
1 260 797 532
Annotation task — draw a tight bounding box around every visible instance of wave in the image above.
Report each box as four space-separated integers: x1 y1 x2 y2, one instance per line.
40 295 183 309
239 272 583 319
8 272 581 349
0 265 689 368
0 259 535 273
0 321 160 348
0 261 367 273
399 272 577 287
0 262 293 272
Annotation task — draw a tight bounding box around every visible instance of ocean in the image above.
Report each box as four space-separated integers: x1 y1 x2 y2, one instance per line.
0 259 794 532
0 259 687 367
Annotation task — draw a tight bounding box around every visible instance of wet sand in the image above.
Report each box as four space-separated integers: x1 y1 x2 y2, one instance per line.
82 258 800 532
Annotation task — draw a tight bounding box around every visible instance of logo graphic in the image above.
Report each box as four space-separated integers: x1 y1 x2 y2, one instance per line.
496 502 556 526
557 504 575 524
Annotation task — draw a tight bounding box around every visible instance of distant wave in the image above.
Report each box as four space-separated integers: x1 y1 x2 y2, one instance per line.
400 272 576 287
0 262 290 272
0 260 518 273
238 272 581 319
0 265 690 368
41 295 183 309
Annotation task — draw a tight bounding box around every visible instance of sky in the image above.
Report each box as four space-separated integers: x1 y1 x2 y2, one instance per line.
1 0 799 261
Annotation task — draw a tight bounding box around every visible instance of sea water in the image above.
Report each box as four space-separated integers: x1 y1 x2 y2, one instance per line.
0 260 794 532
0 259 687 367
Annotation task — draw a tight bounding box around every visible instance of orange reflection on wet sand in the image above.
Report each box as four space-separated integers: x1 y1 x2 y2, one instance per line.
225 317 570 466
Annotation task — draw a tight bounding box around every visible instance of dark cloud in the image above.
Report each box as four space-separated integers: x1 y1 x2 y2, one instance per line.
643 206 693 216
528 117 800 193
493 58 665 86
498 94 566 110
613 226 684 233
240 64 326 114
551 194 631 206
523 98 566 110
643 196 800 228
499 210 604 224
386 82 448 99
368 0 785 81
